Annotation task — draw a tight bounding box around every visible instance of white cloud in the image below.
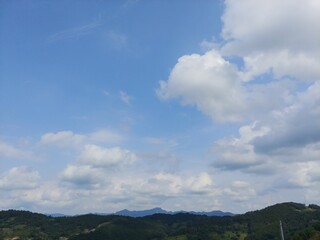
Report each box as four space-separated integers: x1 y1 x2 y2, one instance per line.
253 83 320 154
106 171 220 211
58 170 219 212
156 50 294 123
40 129 123 146
223 181 256 202
0 140 37 161
185 172 214 194
212 109 320 172
287 162 320 188
40 131 85 146
131 171 217 199
158 0 320 121
80 144 136 167
5 181 74 212
212 122 269 170
150 172 183 195
159 0 320 181
222 0 320 53
58 143 137 188
208 83 320 175
221 0 320 81
240 51 320 82
0 166 40 190
157 50 245 122
200 38 220 51
61 164 103 187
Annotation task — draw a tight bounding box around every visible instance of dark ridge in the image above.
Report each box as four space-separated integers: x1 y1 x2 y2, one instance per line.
0 202 319 240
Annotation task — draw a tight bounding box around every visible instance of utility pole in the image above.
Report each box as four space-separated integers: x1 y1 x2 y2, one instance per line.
280 220 285 240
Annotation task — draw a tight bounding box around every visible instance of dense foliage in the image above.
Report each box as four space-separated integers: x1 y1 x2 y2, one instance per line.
0 202 319 240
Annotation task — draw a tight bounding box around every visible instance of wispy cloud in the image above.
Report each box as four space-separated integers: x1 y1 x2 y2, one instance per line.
0 140 39 161
104 30 127 49
123 0 140 9
102 90 110 97
47 22 103 43
40 129 124 146
119 91 133 105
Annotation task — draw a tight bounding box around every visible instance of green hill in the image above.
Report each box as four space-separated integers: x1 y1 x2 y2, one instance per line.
0 202 319 240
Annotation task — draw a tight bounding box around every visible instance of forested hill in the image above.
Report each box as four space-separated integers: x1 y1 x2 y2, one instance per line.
0 202 319 240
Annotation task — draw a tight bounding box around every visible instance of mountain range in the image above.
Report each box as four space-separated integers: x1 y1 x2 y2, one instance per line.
114 207 235 217
47 207 235 218
1 202 320 240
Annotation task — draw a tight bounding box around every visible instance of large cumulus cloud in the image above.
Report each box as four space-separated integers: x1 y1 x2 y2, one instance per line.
158 0 320 199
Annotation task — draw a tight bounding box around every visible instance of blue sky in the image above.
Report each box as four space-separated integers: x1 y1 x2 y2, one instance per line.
1 0 320 214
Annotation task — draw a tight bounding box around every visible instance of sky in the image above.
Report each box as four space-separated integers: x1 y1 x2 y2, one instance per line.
0 0 320 215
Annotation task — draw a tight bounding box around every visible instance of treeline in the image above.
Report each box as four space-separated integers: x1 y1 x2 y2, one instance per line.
0 202 319 240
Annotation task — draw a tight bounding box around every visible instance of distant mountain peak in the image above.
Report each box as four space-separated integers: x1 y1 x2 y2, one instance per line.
115 207 167 217
114 207 234 217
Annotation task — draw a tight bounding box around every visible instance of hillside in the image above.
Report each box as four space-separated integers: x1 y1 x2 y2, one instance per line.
0 202 319 240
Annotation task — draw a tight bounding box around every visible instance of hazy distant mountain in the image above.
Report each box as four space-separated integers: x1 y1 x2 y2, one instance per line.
114 207 234 217
115 207 168 217
48 207 234 218
186 210 234 217
46 213 68 217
